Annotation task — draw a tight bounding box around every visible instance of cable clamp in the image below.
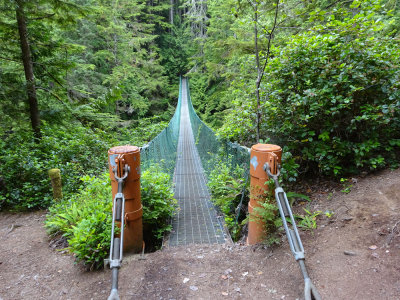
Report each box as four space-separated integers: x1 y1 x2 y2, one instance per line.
109 259 121 269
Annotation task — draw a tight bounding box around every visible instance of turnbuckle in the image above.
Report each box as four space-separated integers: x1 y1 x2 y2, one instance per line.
108 162 130 300
264 163 321 300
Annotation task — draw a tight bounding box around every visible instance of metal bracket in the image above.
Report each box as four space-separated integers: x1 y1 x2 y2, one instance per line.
109 259 121 269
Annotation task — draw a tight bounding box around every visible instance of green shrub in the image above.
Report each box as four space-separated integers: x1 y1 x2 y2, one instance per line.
0 124 114 210
261 2 400 176
45 165 176 270
0 117 172 211
207 160 247 240
217 1 400 178
45 173 113 270
141 164 177 240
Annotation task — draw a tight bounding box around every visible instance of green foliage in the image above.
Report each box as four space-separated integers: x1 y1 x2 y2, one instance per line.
64 0 172 119
208 160 247 240
261 2 400 176
253 199 283 245
216 0 400 177
45 173 113 270
286 192 311 206
45 165 176 269
159 24 193 80
141 165 177 240
0 123 114 210
296 209 322 230
0 112 174 211
340 178 353 194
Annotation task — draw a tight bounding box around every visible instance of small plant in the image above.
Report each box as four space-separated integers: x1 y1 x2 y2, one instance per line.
45 173 113 270
207 159 247 240
296 209 322 230
253 199 282 235
324 210 334 218
286 192 310 206
340 178 353 194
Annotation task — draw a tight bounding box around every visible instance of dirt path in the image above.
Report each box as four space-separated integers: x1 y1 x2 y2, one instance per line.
1 168 399 300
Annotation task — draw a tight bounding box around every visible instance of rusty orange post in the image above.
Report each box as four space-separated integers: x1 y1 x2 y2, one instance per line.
247 143 282 245
108 145 143 253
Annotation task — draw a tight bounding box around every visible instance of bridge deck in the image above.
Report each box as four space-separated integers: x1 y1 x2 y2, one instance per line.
167 79 227 246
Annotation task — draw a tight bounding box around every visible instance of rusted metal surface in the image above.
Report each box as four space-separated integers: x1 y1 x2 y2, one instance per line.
247 143 282 245
108 145 143 253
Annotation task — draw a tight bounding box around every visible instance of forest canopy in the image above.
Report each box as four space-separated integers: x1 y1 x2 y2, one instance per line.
0 0 399 210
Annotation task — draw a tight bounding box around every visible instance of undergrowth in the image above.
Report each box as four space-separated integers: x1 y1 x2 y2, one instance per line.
45 164 176 270
207 160 248 241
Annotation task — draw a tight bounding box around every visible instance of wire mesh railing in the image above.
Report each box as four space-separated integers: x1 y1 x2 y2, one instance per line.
186 79 250 179
140 77 182 176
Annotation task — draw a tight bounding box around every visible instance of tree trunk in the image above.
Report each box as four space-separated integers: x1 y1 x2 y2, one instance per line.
170 0 174 26
254 3 261 143
254 0 280 143
16 0 41 140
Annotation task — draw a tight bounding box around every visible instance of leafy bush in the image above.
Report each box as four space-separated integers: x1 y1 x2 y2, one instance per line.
217 1 400 178
141 165 177 240
0 116 172 211
208 160 247 240
45 173 113 270
260 2 400 176
45 165 176 270
0 124 114 210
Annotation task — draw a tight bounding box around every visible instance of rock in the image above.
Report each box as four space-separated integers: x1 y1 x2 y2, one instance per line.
224 268 232 274
190 286 198 291
344 251 357 256
183 278 190 283
371 252 379 259
221 292 229 296
369 245 378 250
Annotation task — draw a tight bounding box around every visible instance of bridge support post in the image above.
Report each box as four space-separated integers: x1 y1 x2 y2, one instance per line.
108 145 143 253
247 143 282 245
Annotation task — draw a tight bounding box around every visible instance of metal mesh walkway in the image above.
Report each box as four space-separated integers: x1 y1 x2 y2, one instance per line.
167 78 228 246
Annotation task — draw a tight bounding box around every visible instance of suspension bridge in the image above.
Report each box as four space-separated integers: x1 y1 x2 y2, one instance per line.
108 77 321 300
141 77 249 246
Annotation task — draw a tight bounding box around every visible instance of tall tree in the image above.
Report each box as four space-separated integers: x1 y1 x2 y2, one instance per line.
15 0 41 139
251 0 280 142
0 0 83 135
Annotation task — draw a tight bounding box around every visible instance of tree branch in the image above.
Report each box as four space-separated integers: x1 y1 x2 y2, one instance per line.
28 13 55 21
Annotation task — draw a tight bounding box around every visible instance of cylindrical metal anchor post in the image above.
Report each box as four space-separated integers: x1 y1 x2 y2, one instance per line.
108 145 143 253
247 143 282 245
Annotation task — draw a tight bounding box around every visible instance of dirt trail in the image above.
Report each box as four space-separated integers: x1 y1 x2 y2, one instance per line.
1 168 400 300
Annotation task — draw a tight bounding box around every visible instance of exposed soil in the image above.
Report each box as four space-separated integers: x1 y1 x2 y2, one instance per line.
1 168 400 300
